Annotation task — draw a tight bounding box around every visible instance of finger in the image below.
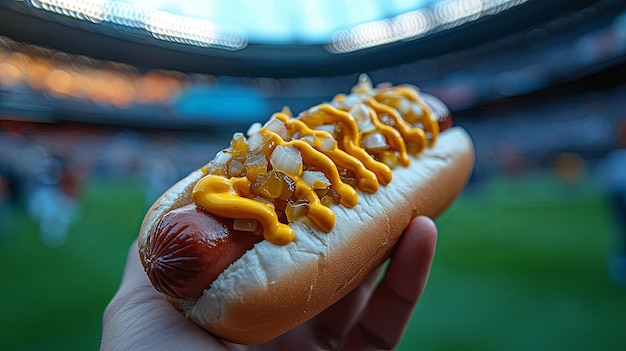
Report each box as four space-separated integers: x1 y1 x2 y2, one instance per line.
341 216 437 350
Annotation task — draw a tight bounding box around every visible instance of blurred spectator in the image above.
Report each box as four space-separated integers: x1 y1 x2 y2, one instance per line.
27 155 82 247
0 135 29 238
494 142 528 178
597 122 626 286
0 169 8 238
140 152 178 206
555 152 586 194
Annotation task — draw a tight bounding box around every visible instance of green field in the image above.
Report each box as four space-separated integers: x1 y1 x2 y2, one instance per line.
1 174 625 350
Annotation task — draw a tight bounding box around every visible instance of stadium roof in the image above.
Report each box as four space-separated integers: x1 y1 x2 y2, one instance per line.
0 0 602 77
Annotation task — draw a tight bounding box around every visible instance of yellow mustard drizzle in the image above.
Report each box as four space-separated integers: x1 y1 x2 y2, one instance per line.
295 179 335 233
356 104 410 167
375 86 440 147
192 175 295 245
364 97 427 152
259 129 358 209
192 79 440 245
272 112 379 194
314 104 393 185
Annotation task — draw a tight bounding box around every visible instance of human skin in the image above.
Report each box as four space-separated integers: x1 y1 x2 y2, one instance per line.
101 216 438 351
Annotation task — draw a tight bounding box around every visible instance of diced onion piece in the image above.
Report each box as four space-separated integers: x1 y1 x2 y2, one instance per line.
320 195 335 207
281 106 293 117
396 99 411 114
230 132 248 154
353 74 373 94
285 201 309 222
298 134 336 151
350 103 375 133
247 122 262 136
270 145 302 177
332 94 354 109
205 160 226 176
403 103 423 124
339 176 357 188
314 188 328 198
379 113 396 127
213 150 233 165
319 137 336 151
298 135 316 145
248 132 272 154
264 118 291 140
299 106 326 126
227 159 244 177
302 171 330 189
360 133 389 152
379 151 399 168
315 124 336 135
301 170 331 189
247 132 264 152
320 188 341 206
335 91 367 109
250 170 295 200
233 218 259 232
244 154 268 181
411 103 424 117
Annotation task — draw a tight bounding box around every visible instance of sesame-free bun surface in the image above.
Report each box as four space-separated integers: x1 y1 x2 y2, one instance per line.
138 126 474 344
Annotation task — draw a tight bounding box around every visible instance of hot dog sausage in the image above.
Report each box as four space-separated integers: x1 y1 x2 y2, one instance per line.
143 203 262 298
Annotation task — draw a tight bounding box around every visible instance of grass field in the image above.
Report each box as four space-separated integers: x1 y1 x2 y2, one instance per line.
1 173 625 350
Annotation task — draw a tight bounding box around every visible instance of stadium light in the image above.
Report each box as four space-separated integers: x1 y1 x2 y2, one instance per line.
326 0 529 54
23 0 248 50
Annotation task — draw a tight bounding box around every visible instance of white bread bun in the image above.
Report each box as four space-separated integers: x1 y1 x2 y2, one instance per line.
138 126 474 344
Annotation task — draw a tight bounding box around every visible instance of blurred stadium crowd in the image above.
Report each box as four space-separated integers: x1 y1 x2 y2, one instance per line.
1 0 625 247
0 123 225 245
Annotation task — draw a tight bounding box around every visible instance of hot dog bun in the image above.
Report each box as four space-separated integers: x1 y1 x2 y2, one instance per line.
137 125 474 344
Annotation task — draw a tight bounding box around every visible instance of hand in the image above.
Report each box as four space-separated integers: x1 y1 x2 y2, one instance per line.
101 216 437 351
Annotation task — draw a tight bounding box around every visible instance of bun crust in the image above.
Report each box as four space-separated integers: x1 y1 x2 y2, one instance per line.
138 126 474 344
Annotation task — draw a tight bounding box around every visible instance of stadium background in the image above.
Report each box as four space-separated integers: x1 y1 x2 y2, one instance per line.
1 0 625 350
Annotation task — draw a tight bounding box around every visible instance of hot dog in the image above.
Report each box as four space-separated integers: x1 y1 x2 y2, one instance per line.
137 75 474 344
